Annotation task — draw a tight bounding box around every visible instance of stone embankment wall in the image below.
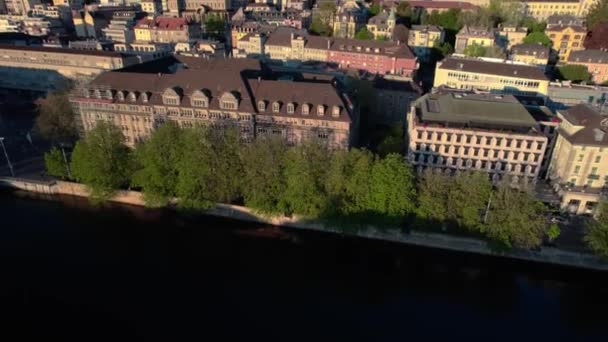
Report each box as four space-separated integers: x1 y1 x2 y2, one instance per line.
1 177 607 271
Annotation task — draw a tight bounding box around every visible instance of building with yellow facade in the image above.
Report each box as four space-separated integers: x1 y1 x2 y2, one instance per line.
332 0 366 39
434 57 550 96
366 8 395 40
522 0 598 21
495 25 528 49
510 43 550 70
546 20 586 62
547 104 608 214
408 25 444 62
454 26 495 54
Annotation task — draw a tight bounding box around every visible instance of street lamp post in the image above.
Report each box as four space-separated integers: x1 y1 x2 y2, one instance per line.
0 137 15 177
59 143 72 179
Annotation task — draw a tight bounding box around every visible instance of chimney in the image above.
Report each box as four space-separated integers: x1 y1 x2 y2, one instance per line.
327 39 330 49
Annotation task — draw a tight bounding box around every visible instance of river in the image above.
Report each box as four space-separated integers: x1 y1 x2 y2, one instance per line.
0 190 607 341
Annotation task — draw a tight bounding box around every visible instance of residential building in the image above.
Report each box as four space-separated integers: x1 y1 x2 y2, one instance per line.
31 4 73 28
408 0 478 14
454 26 495 54
434 57 550 96
547 81 608 113
408 24 444 62
510 43 550 70
73 5 140 39
141 0 161 14
332 0 365 39
372 77 422 125
102 10 141 43
546 15 586 61
407 92 549 185
547 104 608 214
70 57 357 149
0 44 140 92
567 49 608 85
5 0 41 15
495 25 528 50
366 8 396 40
134 15 201 44
522 0 598 21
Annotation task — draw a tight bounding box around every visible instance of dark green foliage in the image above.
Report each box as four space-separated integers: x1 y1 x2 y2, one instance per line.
132 122 184 207
520 17 546 32
396 1 412 19
377 124 404 157
586 0 608 30
446 171 493 231
433 40 453 59
463 43 487 57
585 202 608 257
44 147 69 179
421 9 461 31
204 14 225 40
240 136 287 215
355 27 374 40
175 126 242 210
417 169 450 223
70 122 133 202
558 65 592 82
368 153 416 219
523 31 552 47
369 3 382 16
483 183 546 249
310 2 335 36
35 91 76 144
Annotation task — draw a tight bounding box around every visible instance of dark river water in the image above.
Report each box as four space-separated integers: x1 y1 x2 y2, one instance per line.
0 190 607 341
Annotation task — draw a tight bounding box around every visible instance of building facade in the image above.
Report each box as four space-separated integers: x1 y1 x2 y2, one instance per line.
547 104 608 214
70 57 357 149
567 49 608 85
495 26 528 50
408 24 444 62
407 92 549 185
523 0 598 21
0 44 140 92
134 16 201 44
434 57 550 96
546 17 586 61
332 0 365 39
366 8 395 40
454 26 495 54
510 43 550 70
547 81 608 113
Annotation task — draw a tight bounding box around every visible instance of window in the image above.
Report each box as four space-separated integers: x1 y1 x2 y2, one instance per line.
577 154 584 162
272 102 280 113
595 156 601 163
192 99 207 107
574 165 581 174
591 167 598 175
287 103 294 114
317 105 325 116
128 92 136 102
332 106 340 118
222 101 236 110
258 101 266 111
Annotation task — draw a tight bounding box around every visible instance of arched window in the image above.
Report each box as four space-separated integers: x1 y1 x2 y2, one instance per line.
258 101 266 111
287 103 295 114
302 104 309 115
272 102 280 113
317 105 325 116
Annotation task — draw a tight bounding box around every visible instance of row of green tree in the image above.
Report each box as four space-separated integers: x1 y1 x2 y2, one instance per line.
46 122 559 251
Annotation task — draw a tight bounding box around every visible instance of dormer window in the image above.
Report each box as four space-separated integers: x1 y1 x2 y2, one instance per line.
116 91 125 101
332 106 340 118
141 92 149 103
163 87 182 106
105 90 113 99
287 103 295 114
128 92 137 102
220 91 239 110
191 89 209 107
94 89 101 99
317 105 325 116
258 101 266 111
272 101 280 113
302 104 309 115
222 100 237 110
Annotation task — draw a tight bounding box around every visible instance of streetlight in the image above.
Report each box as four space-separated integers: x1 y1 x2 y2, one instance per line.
0 137 14 177
59 142 72 179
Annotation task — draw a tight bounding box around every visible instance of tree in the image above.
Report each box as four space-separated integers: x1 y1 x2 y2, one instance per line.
310 2 336 36
520 17 546 33
70 122 133 201
547 223 561 242
585 202 608 258
377 124 404 157
278 140 331 217
446 171 492 231
484 45 507 59
355 27 374 40
417 169 450 224
368 153 416 219
523 31 552 47
132 122 184 207
433 40 454 60
310 16 332 36
325 148 374 217
557 65 592 83
422 9 461 32
586 0 608 30
396 1 412 20
463 43 487 57
35 91 76 144
204 14 225 40
369 3 382 16
239 136 287 215
483 184 546 249
176 126 242 210
44 147 70 179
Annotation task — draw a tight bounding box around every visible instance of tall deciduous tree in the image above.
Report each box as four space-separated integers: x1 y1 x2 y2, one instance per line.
446 171 492 231
585 202 608 258
483 183 546 249
417 169 450 223
70 122 133 201
558 65 592 82
35 91 76 144
132 122 184 207
326 148 375 216
463 43 487 57
523 31 552 47
586 0 608 30
368 153 416 219
355 27 374 40
176 126 243 209
279 140 331 217
369 3 382 16
44 146 70 179
240 136 287 214
396 1 412 20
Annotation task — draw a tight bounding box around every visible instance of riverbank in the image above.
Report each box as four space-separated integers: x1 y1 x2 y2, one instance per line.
1 176 607 271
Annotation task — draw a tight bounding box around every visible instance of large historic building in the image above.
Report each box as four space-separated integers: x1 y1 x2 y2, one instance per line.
0 44 140 92
547 104 608 214
546 15 586 61
522 0 598 21
70 57 357 149
434 57 550 97
407 92 550 185
332 0 366 39
235 28 418 77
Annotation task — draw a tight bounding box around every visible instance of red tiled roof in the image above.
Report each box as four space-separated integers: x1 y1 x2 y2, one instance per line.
135 16 190 30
